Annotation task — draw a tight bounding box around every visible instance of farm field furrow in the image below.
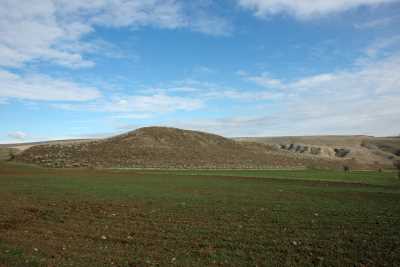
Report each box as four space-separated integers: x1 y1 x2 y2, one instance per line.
1 163 400 266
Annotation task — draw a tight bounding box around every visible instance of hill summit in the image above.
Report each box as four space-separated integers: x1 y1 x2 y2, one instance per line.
107 127 238 149
15 126 323 169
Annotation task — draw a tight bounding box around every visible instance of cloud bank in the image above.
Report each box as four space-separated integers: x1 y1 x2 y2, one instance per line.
0 70 101 101
0 0 231 69
237 0 398 19
7 131 28 141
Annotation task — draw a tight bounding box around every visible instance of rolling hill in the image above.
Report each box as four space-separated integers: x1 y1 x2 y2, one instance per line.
13 127 352 169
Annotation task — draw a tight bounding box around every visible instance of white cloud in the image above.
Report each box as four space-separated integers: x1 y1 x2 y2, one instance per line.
189 13 233 36
364 35 400 58
290 73 335 89
0 70 101 101
0 0 93 68
237 0 398 19
0 0 230 69
158 79 283 101
354 15 400 29
233 52 400 136
52 93 203 114
240 72 284 89
7 131 28 140
204 88 282 100
84 0 186 29
111 113 153 120
103 94 203 113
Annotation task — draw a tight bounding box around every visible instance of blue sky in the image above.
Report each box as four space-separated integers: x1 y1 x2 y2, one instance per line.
1 0 400 143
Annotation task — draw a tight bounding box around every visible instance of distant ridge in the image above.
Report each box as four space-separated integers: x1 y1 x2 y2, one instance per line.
0 139 92 149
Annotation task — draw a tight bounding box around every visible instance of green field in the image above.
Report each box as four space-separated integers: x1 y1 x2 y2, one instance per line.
1 162 400 266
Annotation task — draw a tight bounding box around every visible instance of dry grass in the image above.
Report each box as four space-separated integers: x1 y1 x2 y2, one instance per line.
15 127 347 169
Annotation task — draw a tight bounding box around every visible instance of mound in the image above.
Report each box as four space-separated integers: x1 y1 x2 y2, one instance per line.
15 127 346 169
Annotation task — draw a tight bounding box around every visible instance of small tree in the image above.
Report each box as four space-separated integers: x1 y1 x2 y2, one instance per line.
394 160 400 179
7 149 16 161
343 165 350 172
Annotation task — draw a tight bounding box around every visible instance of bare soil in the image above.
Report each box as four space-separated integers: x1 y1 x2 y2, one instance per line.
0 164 399 266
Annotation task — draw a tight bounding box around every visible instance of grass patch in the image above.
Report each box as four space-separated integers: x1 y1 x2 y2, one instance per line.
132 168 400 186
0 162 399 266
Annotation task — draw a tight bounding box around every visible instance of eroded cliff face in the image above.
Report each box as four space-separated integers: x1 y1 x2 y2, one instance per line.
235 136 400 168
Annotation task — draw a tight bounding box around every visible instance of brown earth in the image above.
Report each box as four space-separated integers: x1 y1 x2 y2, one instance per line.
14 127 358 170
1 165 399 266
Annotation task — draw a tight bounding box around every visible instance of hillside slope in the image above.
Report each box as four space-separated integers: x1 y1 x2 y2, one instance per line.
15 127 349 169
235 135 400 167
0 147 19 161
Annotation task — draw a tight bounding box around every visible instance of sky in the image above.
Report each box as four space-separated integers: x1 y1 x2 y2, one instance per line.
1 0 400 143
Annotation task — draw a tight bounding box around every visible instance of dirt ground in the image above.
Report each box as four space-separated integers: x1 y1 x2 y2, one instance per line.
1 163 400 266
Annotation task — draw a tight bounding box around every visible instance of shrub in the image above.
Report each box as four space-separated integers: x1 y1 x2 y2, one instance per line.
394 160 400 179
